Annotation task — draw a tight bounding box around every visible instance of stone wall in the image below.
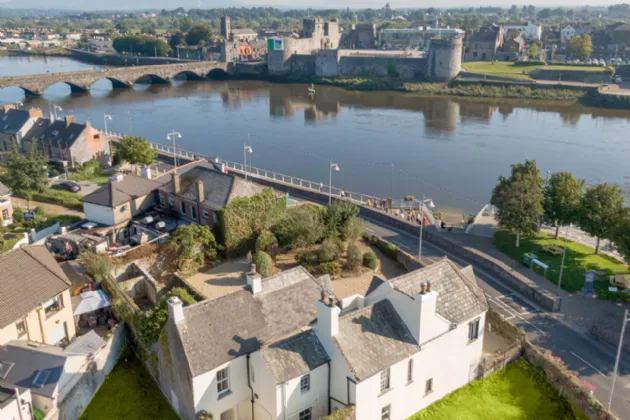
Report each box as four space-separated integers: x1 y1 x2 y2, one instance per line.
315 50 340 77
68 48 194 66
530 69 613 83
337 55 427 80
427 38 463 82
291 54 317 76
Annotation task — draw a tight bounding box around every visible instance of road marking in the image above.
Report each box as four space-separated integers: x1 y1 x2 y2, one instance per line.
489 294 546 335
570 352 606 377
365 228 374 233
390 240 411 250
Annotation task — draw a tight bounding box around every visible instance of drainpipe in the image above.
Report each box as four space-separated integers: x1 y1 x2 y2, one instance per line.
282 382 287 420
246 354 255 420
327 360 331 415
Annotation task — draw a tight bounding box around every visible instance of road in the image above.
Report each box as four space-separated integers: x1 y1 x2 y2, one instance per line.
362 217 630 419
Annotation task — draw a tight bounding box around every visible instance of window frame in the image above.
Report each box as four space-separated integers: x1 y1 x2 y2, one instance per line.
425 378 433 395
299 407 312 420
380 368 390 393
468 318 480 342
407 359 413 383
191 205 197 219
300 374 310 394
202 209 210 219
381 404 391 420
180 200 186 215
1 208 9 219
216 367 230 397
168 196 174 207
15 320 26 337
44 295 64 317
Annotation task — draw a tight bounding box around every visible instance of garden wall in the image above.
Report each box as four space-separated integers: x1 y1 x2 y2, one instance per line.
57 324 127 420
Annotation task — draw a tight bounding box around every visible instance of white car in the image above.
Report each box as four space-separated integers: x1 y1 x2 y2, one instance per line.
614 75 623 83
600 60 607 66
593 58 599 64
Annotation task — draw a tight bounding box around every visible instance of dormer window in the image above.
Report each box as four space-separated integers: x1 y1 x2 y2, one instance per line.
52 130 59 136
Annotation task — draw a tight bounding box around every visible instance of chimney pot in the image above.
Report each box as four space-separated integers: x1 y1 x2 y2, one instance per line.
320 290 327 304
420 282 426 294
167 296 185 325
426 280 433 293
246 268 262 294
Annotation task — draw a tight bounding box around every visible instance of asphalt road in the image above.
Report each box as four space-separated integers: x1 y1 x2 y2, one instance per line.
362 217 630 419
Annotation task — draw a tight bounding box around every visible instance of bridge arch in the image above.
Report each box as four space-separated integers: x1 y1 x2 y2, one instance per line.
207 68 228 80
173 71 205 81
133 74 171 85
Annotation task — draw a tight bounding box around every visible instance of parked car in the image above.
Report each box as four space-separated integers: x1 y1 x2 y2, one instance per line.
614 75 623 83
53 181 81 193
600 60 607 66
593 58 599 65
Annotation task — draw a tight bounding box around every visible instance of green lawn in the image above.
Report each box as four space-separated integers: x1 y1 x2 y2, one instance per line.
493 230 627 293
463 62 606 80
79 348 178 420
409 360 588 420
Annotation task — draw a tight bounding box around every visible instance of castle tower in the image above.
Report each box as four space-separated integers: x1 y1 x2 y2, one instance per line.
427 37 463 82
220 15 231 39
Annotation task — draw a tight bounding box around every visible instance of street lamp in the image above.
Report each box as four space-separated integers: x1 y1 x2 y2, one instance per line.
15 101 23 109
329 161 340 206
244 144 253 181
104 113 112 132
556 225 570 297
167 131 182 170
418 196 435 263
609 309 630 411
53 105 63 121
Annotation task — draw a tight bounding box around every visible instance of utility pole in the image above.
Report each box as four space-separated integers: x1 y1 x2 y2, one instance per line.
167 131 182 171
390 164 394 201
557 225 569 297
609 309 630 411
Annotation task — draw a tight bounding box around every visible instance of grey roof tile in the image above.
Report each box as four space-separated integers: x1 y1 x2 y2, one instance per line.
389 259 488 324
81 175 161 207
0 109 31 135
261 330 329 383
333 300 419 382
0 181 11 197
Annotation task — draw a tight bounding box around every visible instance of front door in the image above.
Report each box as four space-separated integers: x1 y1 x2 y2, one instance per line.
48 322 67 345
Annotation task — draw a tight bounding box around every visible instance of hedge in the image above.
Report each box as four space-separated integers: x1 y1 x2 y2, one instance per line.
254 251 273 278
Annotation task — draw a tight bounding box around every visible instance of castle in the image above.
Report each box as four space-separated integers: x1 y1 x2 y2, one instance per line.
267 17 463 82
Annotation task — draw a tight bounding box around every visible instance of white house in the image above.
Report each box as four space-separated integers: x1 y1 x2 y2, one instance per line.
162 259 488 420
561 25 590 42
502 22 542 41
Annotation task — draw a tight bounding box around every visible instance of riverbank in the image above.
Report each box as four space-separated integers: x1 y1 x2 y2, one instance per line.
7 47 71 57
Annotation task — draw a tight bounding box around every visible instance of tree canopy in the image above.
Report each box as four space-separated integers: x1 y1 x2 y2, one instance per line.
2 140 49 206
490 160 544 247
612 208 630 263
166 224 220 270
185 24 213 46
272 204 325 249
113 35 171 57
543 172 584 238
578 183 625 254
567 34 592 59
324 200 360 239
114 136 157 166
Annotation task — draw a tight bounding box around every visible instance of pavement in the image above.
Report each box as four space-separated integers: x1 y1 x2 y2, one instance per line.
361 216 630 419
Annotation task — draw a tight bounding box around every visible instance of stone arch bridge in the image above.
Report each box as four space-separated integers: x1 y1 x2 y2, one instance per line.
0 61 229 96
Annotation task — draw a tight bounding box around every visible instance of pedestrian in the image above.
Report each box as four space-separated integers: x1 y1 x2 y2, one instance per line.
395 209 399 217
423 216 427 225
319 182 323 192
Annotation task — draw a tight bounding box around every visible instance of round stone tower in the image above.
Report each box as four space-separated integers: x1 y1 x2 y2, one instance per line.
427 37 463 82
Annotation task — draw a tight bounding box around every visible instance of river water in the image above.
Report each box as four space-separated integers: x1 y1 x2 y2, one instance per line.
1 55 629 215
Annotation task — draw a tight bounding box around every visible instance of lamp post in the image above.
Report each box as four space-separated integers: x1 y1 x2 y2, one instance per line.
104 113 112 132
329 161 340 206
609 309 630 411
557 225 569 297
167 131 182 171
244 144 253 181
15 101 23 109
53 105 62 121
418 196 435 263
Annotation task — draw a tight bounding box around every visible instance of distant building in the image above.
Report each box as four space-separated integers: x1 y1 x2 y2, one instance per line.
464 24 504 61
502 22 542 41
0 182 13 227
65 33 82 41
561 25 590 42
0 105 43 152
220 16 258 43
379 28 424 50
606 22 630 45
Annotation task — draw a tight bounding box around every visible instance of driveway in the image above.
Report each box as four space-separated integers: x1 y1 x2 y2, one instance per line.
49 179 102 196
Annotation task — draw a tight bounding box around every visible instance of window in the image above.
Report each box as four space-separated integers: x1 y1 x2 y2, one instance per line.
191 206 197 219
468 318 480 341
180 200 186 215
425 378 433 395
216 367 229 396
380 368 390 392
203 210 210 219
16 320 26 337
381 405 391 420
1 209 8 219
300 374 310 393
159 193 165 205
44 295 63 316
473 51 478 57
299 408 312 420
168 197 174 207
407 359 413 383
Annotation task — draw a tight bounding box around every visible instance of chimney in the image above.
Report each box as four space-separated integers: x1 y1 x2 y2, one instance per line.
167 296 185 325
415 287 438 344
316 291 340 337
28 107 43 119
2 104 15 112
196 179 204 203
246 264 262 294
64 115 76 127
172 172 181 194
140 166 152 179
49 111 54 122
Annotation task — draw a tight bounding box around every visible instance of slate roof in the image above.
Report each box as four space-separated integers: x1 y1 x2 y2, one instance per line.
81 175 162 207
261 329 330 383
389 259 488 324
157 161 266 210
173 266 331 376
23 118 89 149
333 300 420 382
0 109 31 135
0 340 75 398
64 330 106 356
0 181 11 197
232 28 257 35
469 30 501 43
0 246 72 329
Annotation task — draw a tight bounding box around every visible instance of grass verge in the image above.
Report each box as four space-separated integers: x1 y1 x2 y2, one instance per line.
30 188 83 210
463 62 606 79
493 230 627 293
409 359 588 420
79 347 179 420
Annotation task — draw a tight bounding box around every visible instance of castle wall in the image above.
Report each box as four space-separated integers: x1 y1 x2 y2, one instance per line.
427 38 463 82
337 55 428 80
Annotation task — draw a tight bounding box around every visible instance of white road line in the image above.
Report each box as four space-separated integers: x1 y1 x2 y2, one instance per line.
490 295 547 335
365 228 374 233
391 240 410 250
570 352 606 377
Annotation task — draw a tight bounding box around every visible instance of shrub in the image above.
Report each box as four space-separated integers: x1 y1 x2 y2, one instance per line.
254 251 273 278
319 238 340 264
342 217 363 243
383 243 399 259
272 204 325 249
320 262 342 277
363 251 378 270
166 224 220 270
135 287 195 347
325 200 359 238
79 251 112 283
255 230 278 253
347 244 363 271
34 206 46 217
295 249 316 267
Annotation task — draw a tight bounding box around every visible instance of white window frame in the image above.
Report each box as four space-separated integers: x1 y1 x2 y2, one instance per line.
468 318 480 342
300 374 310 393
381 404 391 420
202 209 210 219
407 359 413 383
299 407 312 420
216 367 230 396
380 368 390 392
168 196 174 207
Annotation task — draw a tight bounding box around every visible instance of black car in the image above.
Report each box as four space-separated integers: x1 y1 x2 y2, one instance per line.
53 181 82 193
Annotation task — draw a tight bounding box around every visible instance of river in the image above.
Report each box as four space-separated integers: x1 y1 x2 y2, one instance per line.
1 55 629 216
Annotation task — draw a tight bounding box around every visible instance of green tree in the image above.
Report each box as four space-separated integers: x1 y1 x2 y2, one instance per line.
342 217 363 243
79 251 112 282
567 34 592 59
169 31 186 48
612 208 630 263
255 230 278 253
319 238 341 263
115 20 130 34
113 136 157 166
543 172 585 239
272 204 325 249
140 23 157 35
324 200 360 238
578 183 624 254
3 141 48 208
253 251 273 277
166 224 219 270
527 43 538 60
490 160 544 247
186 24 213 46
347 244 363 271
135 287 195 347
179 17 194 32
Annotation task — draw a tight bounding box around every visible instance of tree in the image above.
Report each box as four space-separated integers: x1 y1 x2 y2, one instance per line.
272 204 325 249
255 230 278 253
179 17 194 32
3 141 48 208
116 20 130 34
612 208 630 263
527 43 538 60
79 251 112 283
135 287 195 347
166 224 220 270
186 25 213 46
543 172 585 239
140 23 157 35
324 200 360 239
578 183 624 254
490 160 544 247
567 34 592 59
253 251 273 277
169 31 186 48
113 35 171 57
114 136 157 166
